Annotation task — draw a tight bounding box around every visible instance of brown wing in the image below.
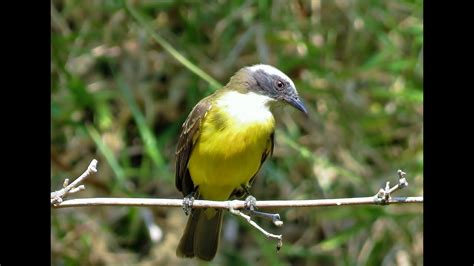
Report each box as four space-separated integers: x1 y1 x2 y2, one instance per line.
251 130 274 184
261 131 275 166
175 97 212 196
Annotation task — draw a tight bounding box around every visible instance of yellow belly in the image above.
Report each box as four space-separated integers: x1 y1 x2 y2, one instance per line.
188 108 275 200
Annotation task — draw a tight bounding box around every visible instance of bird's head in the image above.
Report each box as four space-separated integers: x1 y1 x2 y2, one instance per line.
228 64 308 115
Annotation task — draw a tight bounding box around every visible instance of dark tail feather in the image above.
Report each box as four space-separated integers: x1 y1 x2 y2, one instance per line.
176 208 223 261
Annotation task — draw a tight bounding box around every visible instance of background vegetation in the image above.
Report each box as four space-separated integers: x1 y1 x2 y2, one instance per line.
51 0 423 265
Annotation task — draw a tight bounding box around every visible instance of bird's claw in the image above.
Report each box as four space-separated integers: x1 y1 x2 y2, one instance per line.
182 193 195 216
244 195 257 211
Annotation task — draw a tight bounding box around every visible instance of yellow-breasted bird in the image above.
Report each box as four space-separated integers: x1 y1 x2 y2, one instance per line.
175 64 307 261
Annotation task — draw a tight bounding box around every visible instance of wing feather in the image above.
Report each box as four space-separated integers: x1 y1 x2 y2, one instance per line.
175 97 212 196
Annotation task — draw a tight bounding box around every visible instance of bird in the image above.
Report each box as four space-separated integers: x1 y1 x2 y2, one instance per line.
175 64 307 261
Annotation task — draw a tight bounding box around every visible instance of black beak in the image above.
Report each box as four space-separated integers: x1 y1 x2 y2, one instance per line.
285 95 308 116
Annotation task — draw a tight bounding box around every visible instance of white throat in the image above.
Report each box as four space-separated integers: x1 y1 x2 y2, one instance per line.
216 91 274 124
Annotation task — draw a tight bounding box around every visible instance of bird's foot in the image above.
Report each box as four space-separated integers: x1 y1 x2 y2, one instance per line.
182 192 195 216
244 195 283 226
244 195 257 211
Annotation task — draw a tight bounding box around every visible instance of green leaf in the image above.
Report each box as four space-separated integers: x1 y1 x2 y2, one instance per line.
123 0 223 90
116 75 167 178
84 124 126 186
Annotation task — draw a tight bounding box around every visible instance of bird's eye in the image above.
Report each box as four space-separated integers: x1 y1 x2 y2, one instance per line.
275 80 284 90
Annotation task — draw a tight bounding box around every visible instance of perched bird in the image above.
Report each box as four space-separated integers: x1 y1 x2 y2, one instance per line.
175 64 307 261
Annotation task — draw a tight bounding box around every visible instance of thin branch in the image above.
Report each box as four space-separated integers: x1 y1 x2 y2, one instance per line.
229 206 283 251
51 163 422 208
374 169 410 204
51 196 422 209
50 159 98 206
51 162 422 208
51 160 423 253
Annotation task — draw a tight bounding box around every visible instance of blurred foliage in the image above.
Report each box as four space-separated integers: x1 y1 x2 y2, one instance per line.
51 0 423 265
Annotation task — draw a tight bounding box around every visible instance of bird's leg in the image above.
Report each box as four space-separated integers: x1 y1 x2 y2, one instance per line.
182 188 198 216
240 184 252 199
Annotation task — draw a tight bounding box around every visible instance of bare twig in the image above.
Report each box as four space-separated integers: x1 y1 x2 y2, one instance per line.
228 204 283 251
51 162 422 209
374 169 410 204
50 159 98 206
51 161 423 253
51 196 423 209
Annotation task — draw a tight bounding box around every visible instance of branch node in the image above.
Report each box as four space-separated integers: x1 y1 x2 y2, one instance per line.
276 238 283 252
89 159 98 173
51 159 98 206
397 169 408 188
69 185 86 194
272 213 283 226
374 169 410 205
54 197 63 205
384 181 391 200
